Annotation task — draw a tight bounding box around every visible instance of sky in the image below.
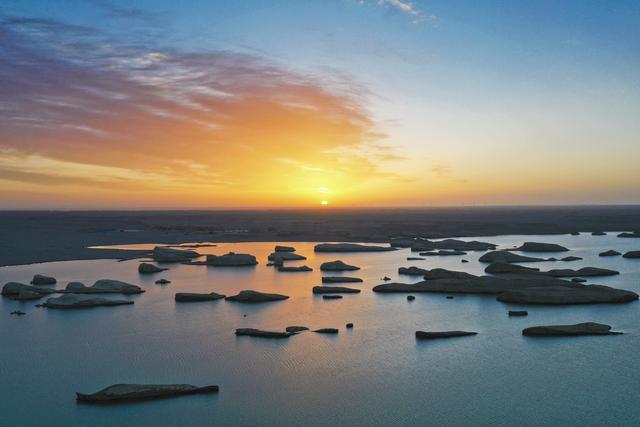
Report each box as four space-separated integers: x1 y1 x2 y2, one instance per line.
1 0 639 209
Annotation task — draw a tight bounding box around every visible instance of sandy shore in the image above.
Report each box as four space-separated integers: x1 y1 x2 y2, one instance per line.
1 206 639 267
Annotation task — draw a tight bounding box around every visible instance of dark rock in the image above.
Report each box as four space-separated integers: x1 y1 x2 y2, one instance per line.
424 269 477 280
511 242 569 252
461 259 469 263
398 266 429 276
268 252 306 262
152 246 200 263
411 239 496 252
313 286 360 294
314 243 397 252
76 384 218 402
446 296 454 299
277 265 312 272
65 280 144 294
544 267 619 277
571 278 587 283
30 274 56 285
622 251 640 259
599 250 621 257
508 310 528 316
592 231 607 236
321 276 363 283
497 284 638 305
374 276 572 295
155 279 171 285
479 251 546 263
286 326 309 333
275 245 296 252
570 232 580 236
485 262 540 274
561 256 582 262
40 294 133 309
226 290 289 303
322 295 343 300
618 232 640 238
346 323 353 328
382 276 391 281
175 292 225 302
522 322 622 337
407 257 425 261
205 252 258 266
138 263 168 274
314 328 339 334
10 310 26 315
235 328 292 338
407 295 415 301
415 331 477 339
420 250 467 256
320 260 359 271
2 282 56 299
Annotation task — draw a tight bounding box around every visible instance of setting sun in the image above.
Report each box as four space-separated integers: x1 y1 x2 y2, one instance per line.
320 200 329 206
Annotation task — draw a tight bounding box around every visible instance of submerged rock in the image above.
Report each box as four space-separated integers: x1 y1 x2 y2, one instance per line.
65 280 144 294
10 310 26 315
522 322 622 337
321 276 363 283
622 251 640 259
205 252 258 266
497 284 638 305
415 331 477 339
382 276 391 281
313 286 360 294
618 232 640 238
592 231 607 236
320 260 359 271
30 274 56 285
175 292 225 302
226 290 289 303
599 250 621 257
314 243 397 252
2 282 56 300
511 242 569 252
40 294 133 309
479 251 546 263
419 250 467 256
152 246 200 263
76 384 218 402
398 266 429 276
286 326 309 333
322 295 343 300
138 263 168 274
235 328 292 338
346 323 354 328
407 295 415 301
410 239 496 252
508 310 528 316
314 328 339 334
155 279 171 285
561 256 582 262
277 265 312 272
275 245 296 252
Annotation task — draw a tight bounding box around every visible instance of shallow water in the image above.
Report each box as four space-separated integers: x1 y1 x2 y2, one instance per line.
1 234 639 426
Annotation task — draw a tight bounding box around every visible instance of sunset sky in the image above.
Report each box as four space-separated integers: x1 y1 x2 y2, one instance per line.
1 0 639 209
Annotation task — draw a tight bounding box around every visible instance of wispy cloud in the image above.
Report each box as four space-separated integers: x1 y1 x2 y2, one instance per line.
376 0 436 24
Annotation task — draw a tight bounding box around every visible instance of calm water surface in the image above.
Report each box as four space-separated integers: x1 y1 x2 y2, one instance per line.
1 234 639 426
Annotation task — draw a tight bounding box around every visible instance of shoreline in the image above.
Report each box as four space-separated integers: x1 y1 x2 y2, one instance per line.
1 206 639 267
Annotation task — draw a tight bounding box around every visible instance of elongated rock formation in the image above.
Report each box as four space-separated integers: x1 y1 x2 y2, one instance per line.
522 322 622 336
76 384 219 402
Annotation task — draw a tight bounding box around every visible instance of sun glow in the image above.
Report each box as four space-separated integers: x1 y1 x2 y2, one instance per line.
320 200 329 205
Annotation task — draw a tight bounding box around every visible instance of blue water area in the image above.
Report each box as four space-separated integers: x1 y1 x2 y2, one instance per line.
1 234 639 426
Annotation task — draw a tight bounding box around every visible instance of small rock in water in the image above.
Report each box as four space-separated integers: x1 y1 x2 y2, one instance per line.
407 257 425 261
138 263 168 274
446 296 454 299
508 310 528 317
286 326 309 333
76 384 219 402
275 245 296 252
522 322 622 337
592 231 606 236
407 295 415 301
235 328 292 338
461 259 469 263
322 295 343 300
571 278 587 283
314 328 339 334
382 276 391 281
415 331 477 339
155 279 171 285
599 250 621 257
30 274 56 285
346 323 354 329
277 265 312 272
175 292 225 302
10 310 26 316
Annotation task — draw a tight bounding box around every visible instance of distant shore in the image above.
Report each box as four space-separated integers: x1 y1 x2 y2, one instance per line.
1 206 639 267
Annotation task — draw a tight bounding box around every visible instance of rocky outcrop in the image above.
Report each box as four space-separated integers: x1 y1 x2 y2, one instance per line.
314 328 339 334
312 286 360 294
622 251 640 259
286 326 309 333
30 274 56 285
485 263 540 274
39 294 133 309
486 264 618 278
205 252 258 266
235 328 292 338
2 282 57 300
618 232 640 238
321 276 363 283
65 280 144 294
479 251 546 263
226 290 289 303
410 239 496 252
314 243 397 252
277 265 312 272
511 242 569 252
419 250 467 256
497 284 638 305
599 250 621 257
522 322 622 336
561 256 582 262
320 260 359 271
415 331 477 339
138 263 168 274
398 266 429 276
268 252 306 262
175 292 225 302
152 246 200 263
76 384 218 402
275 245 296 252
423 269 478 280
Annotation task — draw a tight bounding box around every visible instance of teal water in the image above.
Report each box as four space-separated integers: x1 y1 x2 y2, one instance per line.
1 234 639 426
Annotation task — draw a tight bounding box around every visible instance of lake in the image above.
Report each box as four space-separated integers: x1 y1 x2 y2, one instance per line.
1 234 639 426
